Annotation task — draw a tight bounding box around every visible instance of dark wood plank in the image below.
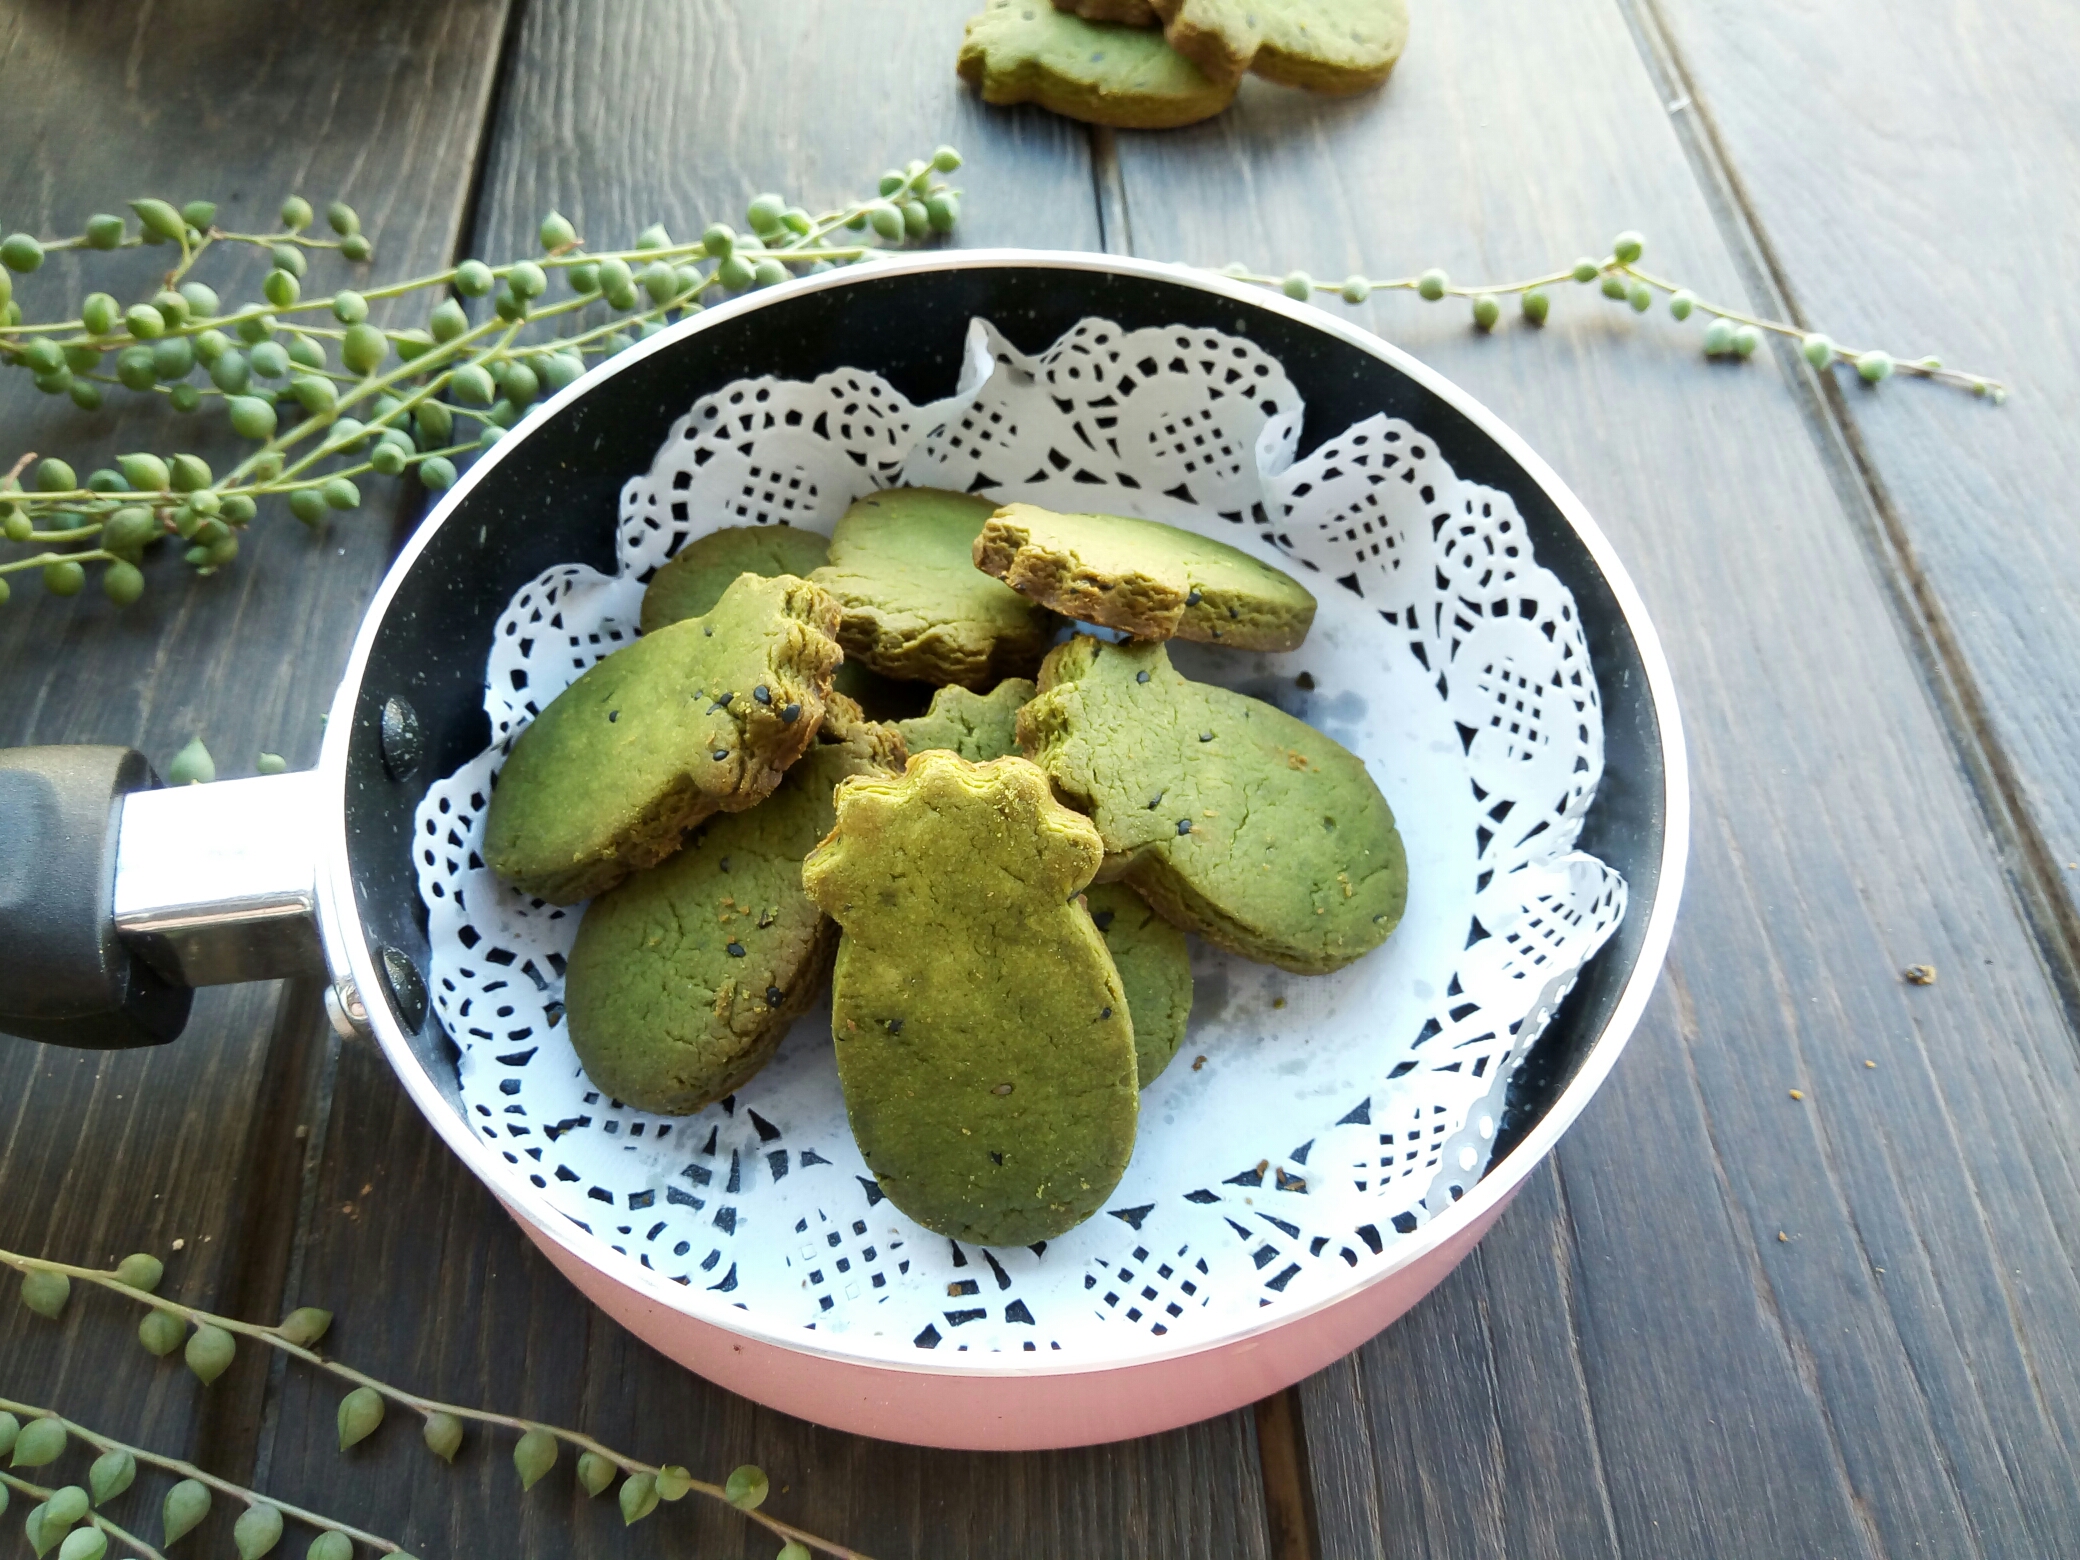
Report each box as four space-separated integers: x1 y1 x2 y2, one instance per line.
1636 0 2080 992
1104 0 2080 1553
260 5 1274 1559
0 0 510 1544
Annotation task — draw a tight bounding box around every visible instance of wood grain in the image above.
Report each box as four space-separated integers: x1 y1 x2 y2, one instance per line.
1638 0 2080 992
0 0 509 1549
259 5 1272 1559
1104 0 2080 1553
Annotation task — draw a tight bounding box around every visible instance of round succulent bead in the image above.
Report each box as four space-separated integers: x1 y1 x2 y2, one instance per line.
1282 270 1313 301
236 313 277 344
68 379 103 410
249 341 290 378
1 233 44 272
753 258 789 289
102 560 145 606
63 344 101 374
181 200 217 232
340 233 372 263
126 304 166 339
341 323 388 375
636 223 672 251
1612 230 1645 264
717 254 755 291
270 242 308 279
152 336 196 380
222 495 256 523
1571 258 1600 284
195 328 232 364
103 506 156 554
673 264 701 295
502 361 540 409
782 206 814 236
291 374 338 414
878 171 905 198
331 289 369 325
933 144 964 172
370 440 407 477
181 282 221 319
1340 275 1370 304
1417 268 1449 301
415 400 453 443
153 289 192 326
1472 294 1501 330
326 417 367 452
1801 333 1834 368
455 259 494 297
262 269 300 308
1732 324 1761 357
925 192 960 233
493 288 527 322
509 261 548 300
1627 280 1652 312
901 200 930 238
210 350 251 393
747 193 787 234
485 398 516 428
640 259 678 303
280 195 313 231
43 559 85 596
322 476 360 510
539 210 577 251
1857 349 1893 382
478 424 505 449
702 222 737 260
541 353 583 392
131 199 183 244
326 201 360 237
118 453 169 490
1 510 26 542
568 261 600 294
22 338 62 374
0 576 9 605
32 366 72 395
419 455 458 491
1702 317 1737 356
1669 289 1696 320
868 203 904 242
1600 275 1628 301
35 458 76 493
82 292 121 336
228 396 277 440
169 454 211 492
86 469 129 494
287 333 326 370
450 364 495 405
1521 288 1551 325
289 488 326 526
85 213 125 249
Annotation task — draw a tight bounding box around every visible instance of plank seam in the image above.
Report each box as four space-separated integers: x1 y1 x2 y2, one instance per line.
1538 1167 1626 1558
1613 0 2080 1048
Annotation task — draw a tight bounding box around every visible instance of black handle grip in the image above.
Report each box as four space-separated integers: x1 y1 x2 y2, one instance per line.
0 746 193 1048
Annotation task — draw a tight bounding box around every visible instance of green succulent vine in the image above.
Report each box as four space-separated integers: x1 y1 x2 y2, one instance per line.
1 1249 845 1560
0 150 966 611
1220 228 2005 400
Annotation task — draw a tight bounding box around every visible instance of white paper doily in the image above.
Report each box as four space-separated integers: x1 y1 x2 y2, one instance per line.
413 317 1626 1362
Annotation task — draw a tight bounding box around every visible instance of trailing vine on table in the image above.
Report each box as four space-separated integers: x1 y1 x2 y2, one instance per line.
1219 230 2007 401
0 150 966 610
2 1249 848 1560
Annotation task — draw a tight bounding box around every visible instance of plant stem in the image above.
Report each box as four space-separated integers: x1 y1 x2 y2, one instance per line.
0 1467 171 1560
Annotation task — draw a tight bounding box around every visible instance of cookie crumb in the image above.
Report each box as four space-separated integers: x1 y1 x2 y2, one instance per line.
1864 1059 1876 1068
1192 1054 1207 1071
1777 1231 1789 1243
1902 963 1936 985
1789 1088 1804 1100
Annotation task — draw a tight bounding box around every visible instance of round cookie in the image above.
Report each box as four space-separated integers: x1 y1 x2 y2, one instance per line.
1018 635 1406 974
802 751 1139 1246
564 703 905 1116
484 572 843 905
1148 0 1410 92
958 0 1238 130
809 487 1058 690
638 525 831 635
895 678 1036 762
1085 882 1193 1087
975 503 1317 651
1052 0 1160 24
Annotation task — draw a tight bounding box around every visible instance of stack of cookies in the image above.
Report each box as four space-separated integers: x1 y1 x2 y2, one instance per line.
958 0 1411 129
482 488 1406 1246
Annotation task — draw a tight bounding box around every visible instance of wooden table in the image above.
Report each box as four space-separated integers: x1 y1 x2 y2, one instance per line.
5 2 2077 1554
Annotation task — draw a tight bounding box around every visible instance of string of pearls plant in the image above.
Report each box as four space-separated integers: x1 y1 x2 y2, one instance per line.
1 1249 856 1560
1222 230 2007 401
0 148 965 610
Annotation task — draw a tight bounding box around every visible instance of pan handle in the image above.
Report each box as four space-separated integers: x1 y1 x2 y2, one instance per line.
0 746 193 1048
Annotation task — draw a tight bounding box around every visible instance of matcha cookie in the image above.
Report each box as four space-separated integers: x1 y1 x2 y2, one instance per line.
484 572 843 904
563 701 905 1115
896 678 1036 762
1148 0 1410 92
1052 0 1159 24
959 0 1238 130
810 487 1057 690
638 525 830 635
1019 636 1405 973
802 751 1139 1246
1085 882 1192 1087
975 503 1317 651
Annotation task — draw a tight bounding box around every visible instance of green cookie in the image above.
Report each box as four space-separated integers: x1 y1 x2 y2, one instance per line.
484 572 843 904
1149 0 1410 91
563 703 906 1115
958 0 1238 130
1085 882 1192 1087
1052 0 1159 24
896 678 1036 762
809 487 1057 690
638 525 831 635
1018 635 1406 974
802 751 1139 1246
976 503 1317 651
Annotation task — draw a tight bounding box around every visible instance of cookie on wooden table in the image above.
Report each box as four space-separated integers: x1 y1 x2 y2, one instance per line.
563 699 904 1115
975 502 1317 651
896 677 1037 762
638 524 831 635
958 0 1238 130
484 572 843 904
802 751 1139 1246
809 487 1057 689
1018 635 1405 974
1085 881 1193 1087
1149 0 1410 92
